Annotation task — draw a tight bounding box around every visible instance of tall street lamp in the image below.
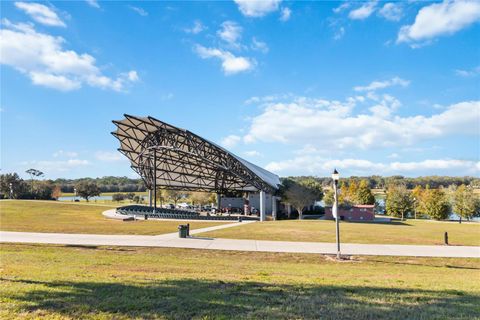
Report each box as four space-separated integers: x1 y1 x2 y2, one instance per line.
332 169 341 259
9 182 13 199
73 188 77 202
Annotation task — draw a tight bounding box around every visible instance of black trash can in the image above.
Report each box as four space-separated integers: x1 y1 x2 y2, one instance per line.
238 216 243 222
178 225 188 238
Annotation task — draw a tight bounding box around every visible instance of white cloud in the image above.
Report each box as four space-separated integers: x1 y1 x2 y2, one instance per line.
161 93 174 100
280 7 291 21
221 135 241 148
243 95 480 151
0 20 139 91
244 150 262 157
194 45 255 75
455 66 480 77
378 3 403 21
128 5 148 17
184 20 205 34
53 150 79 158
22 159 90 173
397 0 480 45
95 151 125 162
251 37 269 53
354 77 410 92
234 0 282 17
265 156 479 176
388 153 399 159
333 2 351 14
348 1 377 20
15 2 65 27
217 21 242 46
85 0 100 9
333 27 345 40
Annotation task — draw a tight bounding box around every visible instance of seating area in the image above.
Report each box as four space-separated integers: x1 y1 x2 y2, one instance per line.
116 205 258 221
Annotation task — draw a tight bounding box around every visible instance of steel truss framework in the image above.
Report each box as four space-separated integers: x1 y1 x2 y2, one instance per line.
112 114 280 194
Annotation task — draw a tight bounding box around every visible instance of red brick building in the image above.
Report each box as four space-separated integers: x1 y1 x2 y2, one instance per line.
325 205 375 221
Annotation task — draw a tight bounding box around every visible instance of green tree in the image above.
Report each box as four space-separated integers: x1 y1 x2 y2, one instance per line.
190 192 212 206
112 193 125 202
75 181 101 202
166 190 184 206
0 173 29 199
156 189 168 207
411 185 424 218
356 180 375 205
386 184 412 220
453 185 480 221
423 188 451 220
284 181 318 220
347 180 359 204
324 189 334 207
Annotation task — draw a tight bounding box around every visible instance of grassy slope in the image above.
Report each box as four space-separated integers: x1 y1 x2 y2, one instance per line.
1 243 479 319
0 200 227 235
199 219 480 246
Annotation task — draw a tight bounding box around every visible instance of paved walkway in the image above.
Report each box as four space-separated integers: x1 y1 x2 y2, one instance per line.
1 230 479 258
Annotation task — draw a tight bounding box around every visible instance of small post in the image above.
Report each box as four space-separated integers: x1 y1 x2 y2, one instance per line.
444 232 448 245
186 223 190 236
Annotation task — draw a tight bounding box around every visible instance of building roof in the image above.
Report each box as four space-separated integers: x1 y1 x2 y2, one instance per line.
111 114 280 193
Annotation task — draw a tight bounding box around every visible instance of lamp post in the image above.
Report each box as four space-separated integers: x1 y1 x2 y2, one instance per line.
9 182 13 199
73 188 77 202
332 169 341 259
413 197 417 220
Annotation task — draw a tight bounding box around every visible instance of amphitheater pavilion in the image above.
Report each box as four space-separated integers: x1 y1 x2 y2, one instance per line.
111 114 281 221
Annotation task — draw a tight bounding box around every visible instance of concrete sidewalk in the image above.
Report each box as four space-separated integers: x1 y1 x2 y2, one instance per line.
1 231 479 258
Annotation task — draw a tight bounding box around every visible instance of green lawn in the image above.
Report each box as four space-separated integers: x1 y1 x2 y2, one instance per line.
0 200 228 235
60 191 148 197
199 219 480 246
1 243 479 319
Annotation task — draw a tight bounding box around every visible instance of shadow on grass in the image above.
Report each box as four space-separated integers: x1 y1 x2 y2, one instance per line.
3 278 479 319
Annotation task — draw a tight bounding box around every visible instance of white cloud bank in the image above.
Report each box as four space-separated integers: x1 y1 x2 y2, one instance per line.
194 45 255 75
217 21 242 47
234 0 281 17
243 97 480 151
0 20 139 91
266 157 479 176
221 135 241 149
354 77 410 92
15 2 66 27
398 0 480 45
348 1 377 20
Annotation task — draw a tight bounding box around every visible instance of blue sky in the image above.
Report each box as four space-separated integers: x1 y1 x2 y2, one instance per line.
1 0 479 180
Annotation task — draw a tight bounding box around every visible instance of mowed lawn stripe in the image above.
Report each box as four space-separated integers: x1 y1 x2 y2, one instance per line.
0 200 229 235
1 243 479 319
199 219 480 246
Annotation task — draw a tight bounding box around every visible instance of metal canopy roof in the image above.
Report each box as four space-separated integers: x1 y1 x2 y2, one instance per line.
112 114 280 193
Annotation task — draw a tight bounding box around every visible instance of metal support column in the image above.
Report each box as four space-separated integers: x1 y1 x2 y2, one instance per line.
272 196 277 221
260 190 266 222
216 193 221 212
153 149 157 214
148 189 152 207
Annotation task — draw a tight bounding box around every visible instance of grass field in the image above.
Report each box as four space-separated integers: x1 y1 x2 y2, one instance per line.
199 219 480 246
60 191 148 197
1 243 479 319
0 200 228 235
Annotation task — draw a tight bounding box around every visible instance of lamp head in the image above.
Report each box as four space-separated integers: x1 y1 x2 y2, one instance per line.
332 168 339 182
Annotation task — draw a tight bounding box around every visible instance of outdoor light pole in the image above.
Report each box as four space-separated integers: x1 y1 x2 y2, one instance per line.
332 169 341 259
73 188 77 202
9 182 13 199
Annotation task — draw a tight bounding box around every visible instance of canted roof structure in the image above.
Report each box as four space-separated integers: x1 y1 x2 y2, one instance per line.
112 114 280 193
